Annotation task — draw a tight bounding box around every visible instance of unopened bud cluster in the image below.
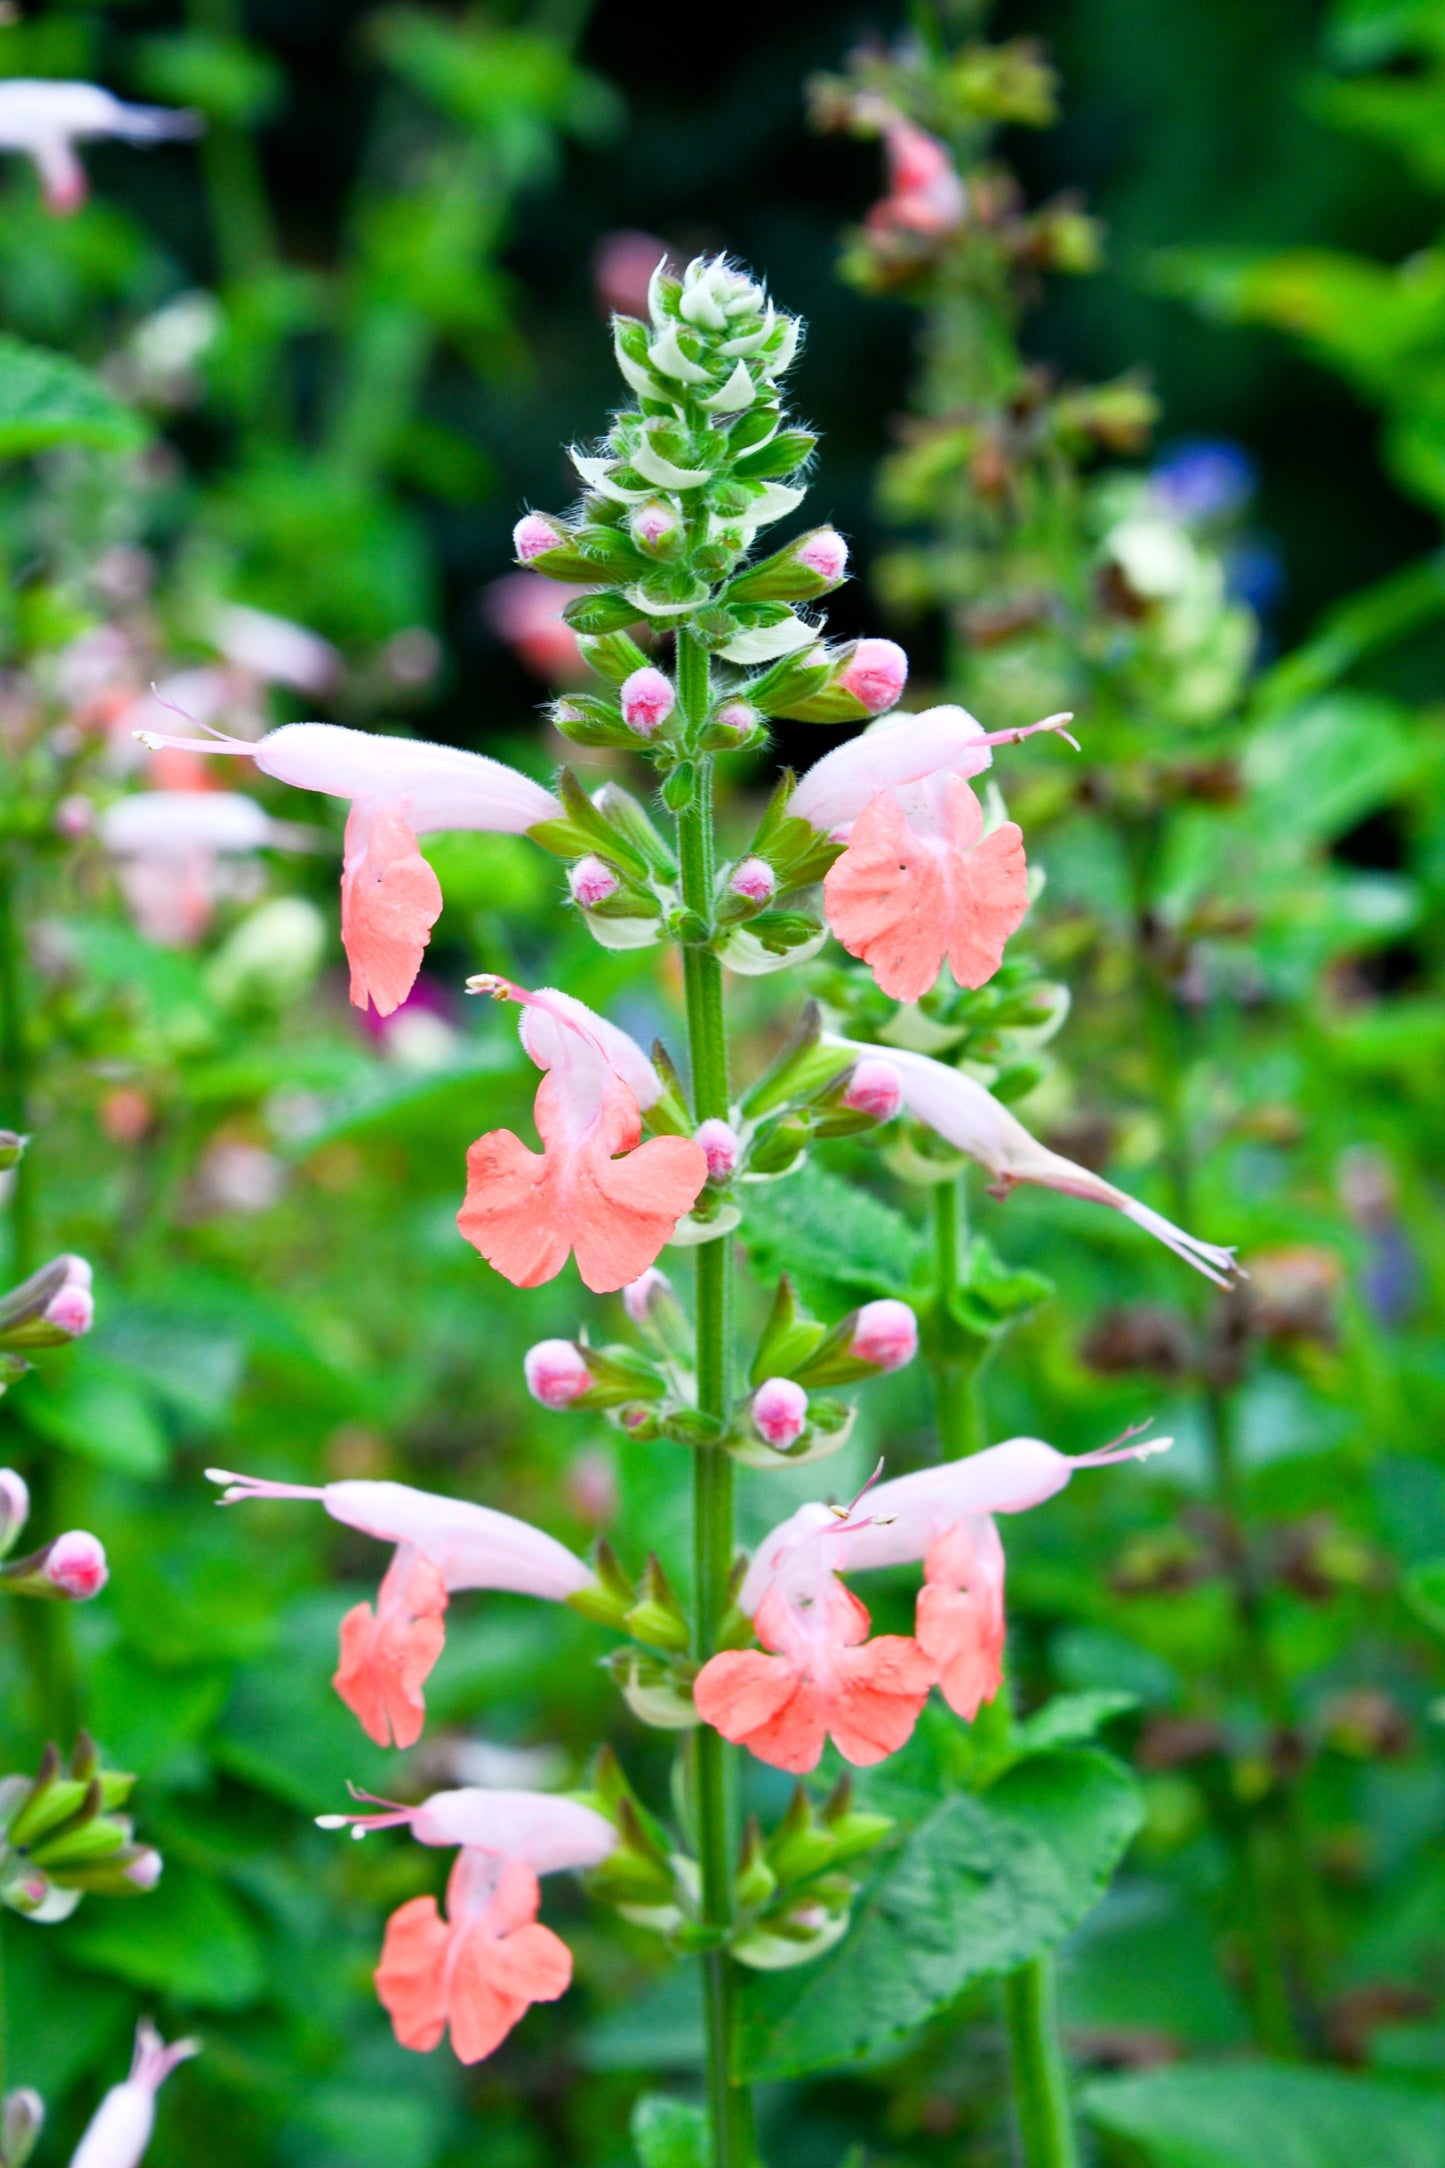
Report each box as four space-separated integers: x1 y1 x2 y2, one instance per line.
512 253 910 973
1 1736 160 1921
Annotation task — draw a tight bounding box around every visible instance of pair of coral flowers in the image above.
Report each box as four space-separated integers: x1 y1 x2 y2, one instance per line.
141 705 1235 1294
211 1424 1168 2067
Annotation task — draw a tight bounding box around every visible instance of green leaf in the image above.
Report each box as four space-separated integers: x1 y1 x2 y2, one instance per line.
631 2093 708 2168
1014 1691 1139 1753
0 334 148 457
735 1748 1141 2080
18 1363 170 1477
1084 2062 1445 2168
742 1161 925 1303
57 1862 266 2010
1403 1557 1445 1635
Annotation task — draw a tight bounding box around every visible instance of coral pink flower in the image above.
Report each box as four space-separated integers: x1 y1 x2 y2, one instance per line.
794 705 1074 1003
869 118 966 238
0 81 199 215
458 979 707 1293
827 1034 1239 1284
914 1519 1006 1720
322 1789 615 2065
334 1549 448 1748
209 1471 591 1745
735 1432 1169 1739
378 1854 572 2062
824 773 1028 1002
693 1578 935 1774
69 2018 198 2168
131 722 561 1014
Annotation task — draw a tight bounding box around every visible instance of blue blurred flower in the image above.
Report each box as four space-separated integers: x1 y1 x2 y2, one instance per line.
1152 438 1256 524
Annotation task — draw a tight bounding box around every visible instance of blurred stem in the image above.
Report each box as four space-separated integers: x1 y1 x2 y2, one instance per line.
0 849 36 1276
1002 1954 1080 2168
186 0 290 440
925 1180 1078 2167
676 630 754 2168
1126 823 1309 2053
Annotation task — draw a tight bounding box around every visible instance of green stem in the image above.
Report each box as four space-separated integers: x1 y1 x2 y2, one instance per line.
675 631 754 2168
1002 1955 1080 2168
929 1176 985 1458
0 851 36 1277
924 1178 1079 2167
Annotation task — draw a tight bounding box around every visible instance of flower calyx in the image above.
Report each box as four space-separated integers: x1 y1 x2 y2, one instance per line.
730 1778 894 1971
1 1736 159 1920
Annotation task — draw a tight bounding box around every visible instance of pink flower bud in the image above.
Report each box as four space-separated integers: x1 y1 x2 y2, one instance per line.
42 1530 108 1600
843 1056 904 1122
849 1299 918 1372
524 1340 594 1410
55 793 94 839
696 1118 739 1182
0 1468 30 1549
513 513 565 563
620 666 676 737
623 1266 672 1327
631 501 678 550
752 1377 809 1450
797 529 848 583
713 700 757 738
569 854 621 908
729 857 776 905
124 1847 164 1889
44 1260 94 1340
838 638 908 715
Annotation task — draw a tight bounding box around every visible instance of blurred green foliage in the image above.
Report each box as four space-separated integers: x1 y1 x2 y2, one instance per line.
3 0 1445 2166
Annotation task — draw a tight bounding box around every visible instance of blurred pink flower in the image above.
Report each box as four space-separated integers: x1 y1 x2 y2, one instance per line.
69 2019 198 2168
0 81 199 215
593 229 674 319
868 118 966 239
483 572 588 685
99 788 302 948
209 602 341 695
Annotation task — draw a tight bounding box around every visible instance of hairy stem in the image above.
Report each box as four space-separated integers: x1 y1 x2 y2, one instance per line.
676 631 754 2168
926 1178 1079 2167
